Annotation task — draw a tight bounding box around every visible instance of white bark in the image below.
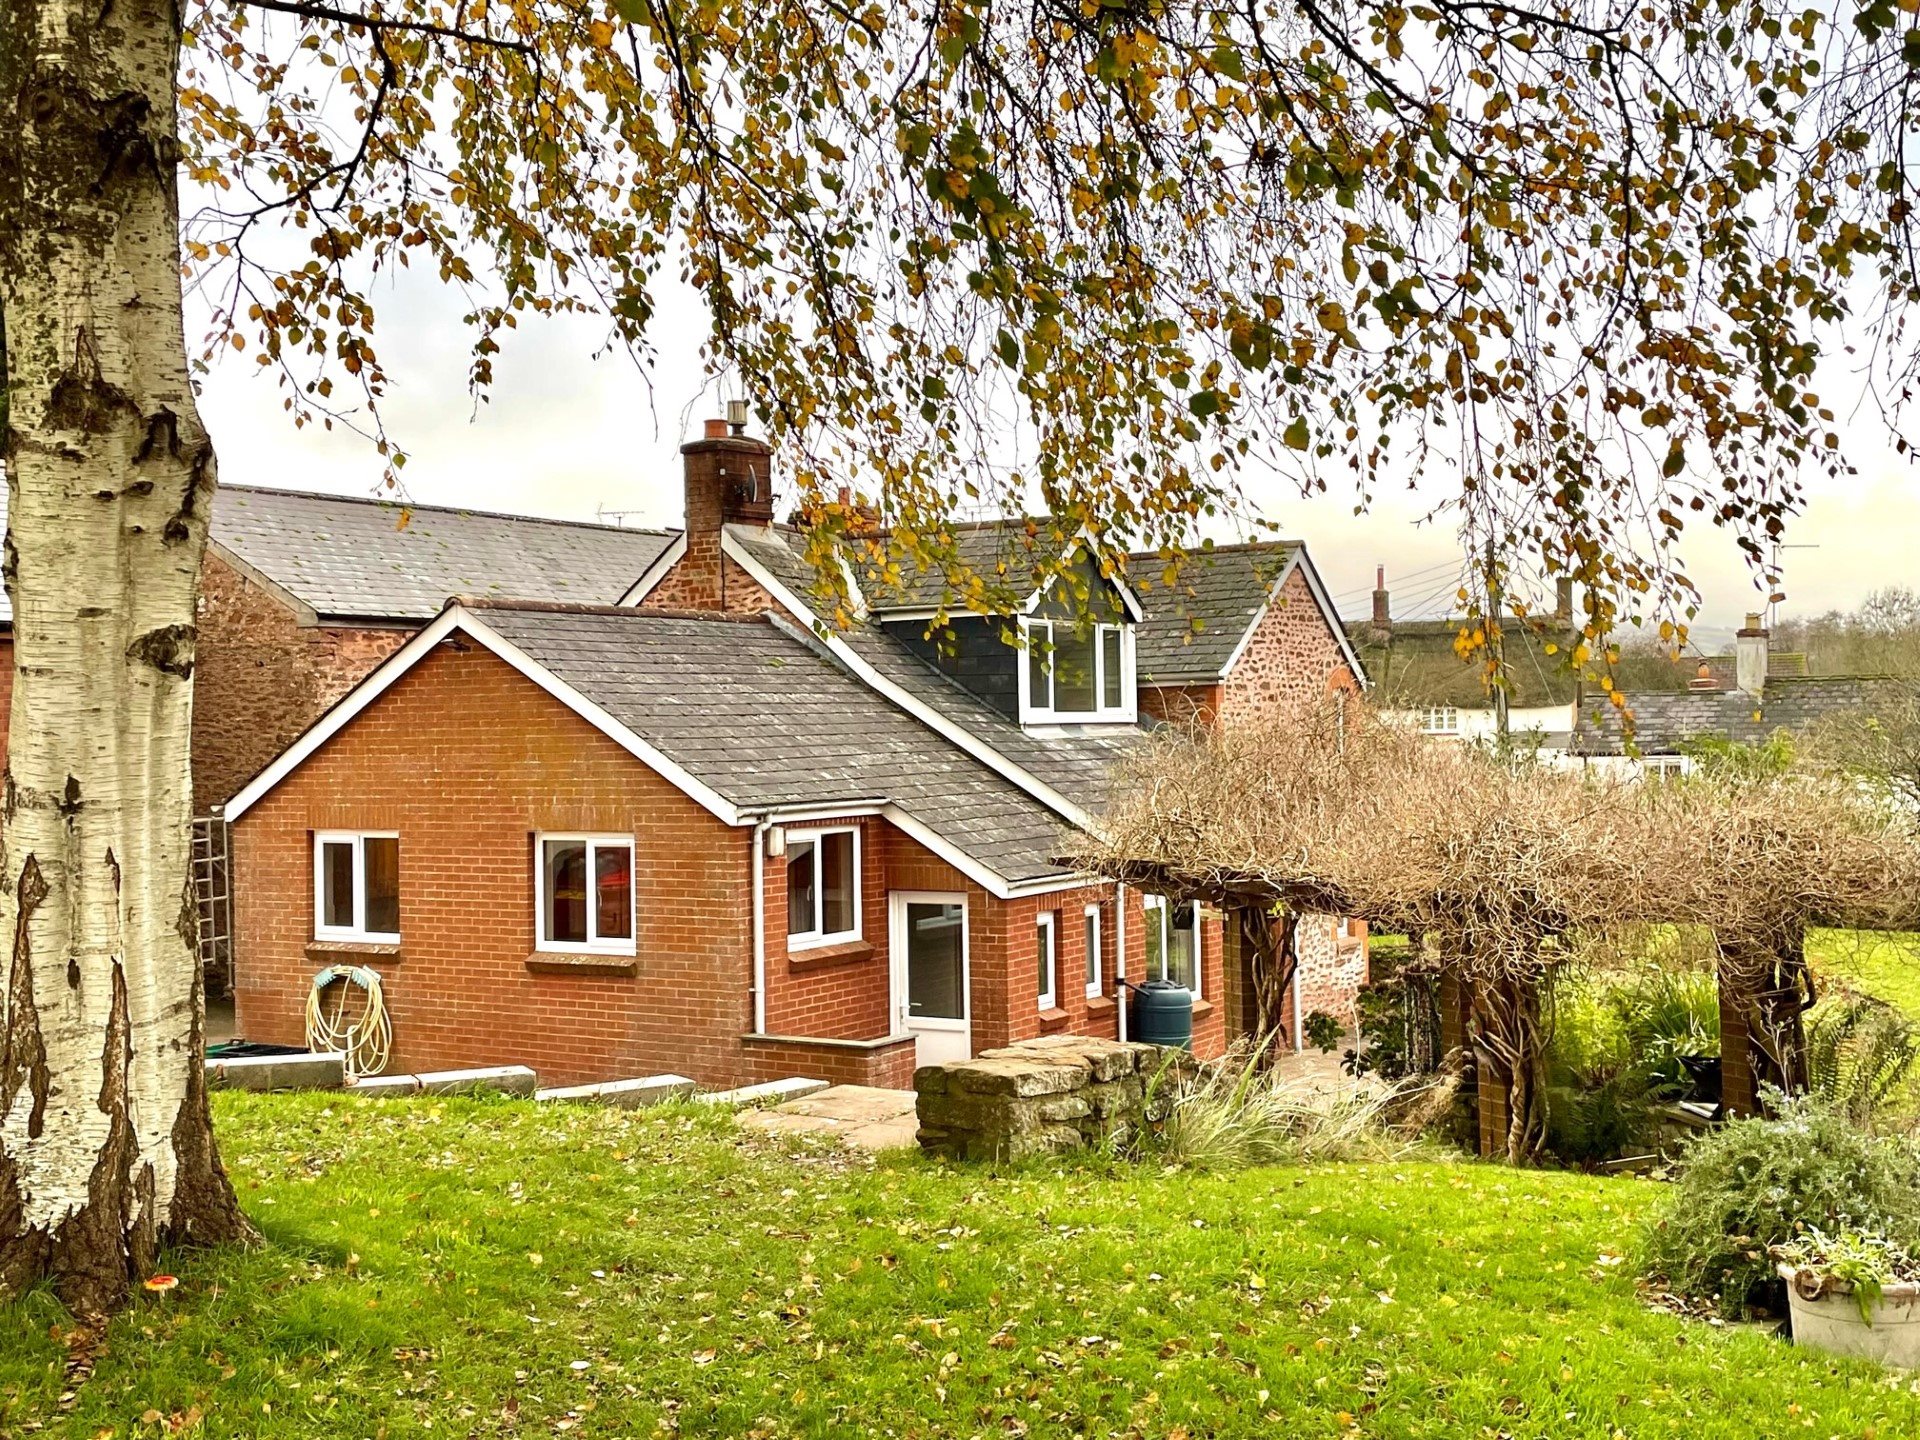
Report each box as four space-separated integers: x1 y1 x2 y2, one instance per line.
1 0 248 1313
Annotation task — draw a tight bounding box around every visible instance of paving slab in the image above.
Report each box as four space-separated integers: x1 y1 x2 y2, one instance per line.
535 1074 696 1108
696 1077 830 1107
351 1065 538 1098
206 1052 345 1092
738 1083 920 1151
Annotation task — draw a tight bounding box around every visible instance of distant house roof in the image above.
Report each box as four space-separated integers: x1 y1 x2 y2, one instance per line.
1345 617 1583 709
211 486 678 621
1127 542 1303 684
1569 675 1902 756
229 602 1083 891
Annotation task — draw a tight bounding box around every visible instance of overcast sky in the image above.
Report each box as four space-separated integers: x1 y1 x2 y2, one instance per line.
192 265 1917 638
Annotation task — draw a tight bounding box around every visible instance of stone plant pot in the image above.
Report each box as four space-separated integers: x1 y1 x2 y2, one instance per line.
1778 1262 1920 1367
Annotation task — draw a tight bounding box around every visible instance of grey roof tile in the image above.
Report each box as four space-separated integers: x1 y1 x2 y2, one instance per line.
211 486 676 619
1570 675 1903 755
1129 543 1300 682
476 606 1083 884
727 526 1142 816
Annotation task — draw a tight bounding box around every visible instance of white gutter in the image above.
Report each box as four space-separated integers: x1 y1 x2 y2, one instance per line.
1114 881 1128 1042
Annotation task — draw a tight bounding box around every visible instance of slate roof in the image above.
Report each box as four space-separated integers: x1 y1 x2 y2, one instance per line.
1128 542 1301 683
1569 676 1903 756
211 486 677 620
725 525 1142 816
1345 618 1584 709
475 606 1079 883
861 522 1082 611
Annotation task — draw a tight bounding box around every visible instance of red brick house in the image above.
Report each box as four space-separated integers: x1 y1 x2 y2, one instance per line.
216 421 1369 1090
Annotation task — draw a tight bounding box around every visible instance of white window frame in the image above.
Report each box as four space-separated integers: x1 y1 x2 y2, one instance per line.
313 830 401 943
1017 616 1136 725
1420 705 1460 736
786 825 862 950
534 832 636 955
1084 904 1104 998
1142 894 1203 998
1036 910 1059 1011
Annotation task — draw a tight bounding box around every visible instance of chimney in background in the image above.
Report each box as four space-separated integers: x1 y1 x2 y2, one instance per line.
1555 576 1574 625
636 414 775 614
1688 662 1720 692
1735 612 1769 697
1371 566 1391 629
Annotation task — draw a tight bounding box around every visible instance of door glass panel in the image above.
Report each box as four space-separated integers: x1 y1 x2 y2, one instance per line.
543 840 588 945
362 837 399 936
1144 900 1166 982
906 902 965 1021
595 844 633 941
820 831 855 935
322 841 356 930
786 842 817 935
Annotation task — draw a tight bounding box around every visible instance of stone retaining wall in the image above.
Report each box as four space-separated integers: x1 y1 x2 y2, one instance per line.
914 1036 1194 1160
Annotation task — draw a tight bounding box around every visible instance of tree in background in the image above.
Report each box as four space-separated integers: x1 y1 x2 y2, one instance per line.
6 0 1920 1309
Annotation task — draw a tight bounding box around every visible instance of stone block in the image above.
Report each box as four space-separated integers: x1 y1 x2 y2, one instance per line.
950 1057 1084 1098
206 1051 345 1093
535 1074 695 1108
352 1065 539 1098
695 1077 829 1107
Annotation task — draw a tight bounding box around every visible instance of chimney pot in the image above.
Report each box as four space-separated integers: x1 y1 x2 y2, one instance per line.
726 398 750 434
703 417 730 440
1371 567 1391 629
1555 576 1574 624
1689 662 1719 692
1735 612 1770 697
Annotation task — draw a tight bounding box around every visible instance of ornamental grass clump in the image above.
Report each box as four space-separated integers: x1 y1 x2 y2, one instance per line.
1639 1094 1920 1318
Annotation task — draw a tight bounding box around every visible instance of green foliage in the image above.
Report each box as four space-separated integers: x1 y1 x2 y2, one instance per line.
1341 941 1441 1081
1542 967 1720 1166
1301 1010 1343 1054
1808 928 1920 1021
1639 1095 1920 1317
1678 734 1798 783
1805 989 1920 1128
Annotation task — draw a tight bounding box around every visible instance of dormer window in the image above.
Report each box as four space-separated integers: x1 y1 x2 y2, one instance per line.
1018 617 1134 724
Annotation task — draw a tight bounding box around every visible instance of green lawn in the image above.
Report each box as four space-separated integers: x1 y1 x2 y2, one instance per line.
1809 928 1920 1019
6 1094 1920 1438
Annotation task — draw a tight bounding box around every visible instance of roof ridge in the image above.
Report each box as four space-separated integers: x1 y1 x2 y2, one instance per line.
1126 539 1301 558
219 483 678 538
458 597 770 624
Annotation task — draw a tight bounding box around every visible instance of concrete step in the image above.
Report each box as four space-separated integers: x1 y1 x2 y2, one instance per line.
696 1077 830 1108
206 1051 345 1092
535 1074 696 1109
350 1065 539 1098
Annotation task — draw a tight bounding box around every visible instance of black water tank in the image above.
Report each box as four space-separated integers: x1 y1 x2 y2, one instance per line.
1131 980 1194 1049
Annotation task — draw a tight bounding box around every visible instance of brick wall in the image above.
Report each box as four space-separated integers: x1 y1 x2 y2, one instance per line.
193 550 409 808
1139 682 1220 727
1217 567 1361 723
232 639 768 1090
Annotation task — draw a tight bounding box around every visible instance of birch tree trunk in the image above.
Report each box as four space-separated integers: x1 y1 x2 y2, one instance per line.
0 0 251 1315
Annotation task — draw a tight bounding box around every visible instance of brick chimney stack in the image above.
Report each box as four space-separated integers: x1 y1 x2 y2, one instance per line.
637 415 775 613
1735 612 1769 698
1371 566 1391 629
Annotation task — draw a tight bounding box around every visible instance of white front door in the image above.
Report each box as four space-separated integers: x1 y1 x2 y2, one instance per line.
891 891 970 1066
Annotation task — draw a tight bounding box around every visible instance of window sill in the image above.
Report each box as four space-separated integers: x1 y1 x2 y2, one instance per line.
1191 998 1215 1019
524 953 638 978
1085 995 1116 1014
1037 1006 1072 1030
786 938 875 971
307 939 401 961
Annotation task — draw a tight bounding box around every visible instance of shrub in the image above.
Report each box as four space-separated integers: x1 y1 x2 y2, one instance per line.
1639 1094 1920 1317
1805 989 1920 1129
1146 1047 1425 1171
1302 1010 1344 1053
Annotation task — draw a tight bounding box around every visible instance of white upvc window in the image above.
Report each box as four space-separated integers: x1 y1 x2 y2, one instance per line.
1142 894 1202 997
314 831 400 943
1644 755 1689 782
1036 910 1059 1011
787 826 861 948
1018 617 1135 724
535 833 636 954
1084 904 1104 998
1420 705 1461 735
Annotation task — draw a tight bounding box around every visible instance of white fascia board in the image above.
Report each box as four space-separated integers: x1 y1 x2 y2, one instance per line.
226 605 743 827
1020 529 1147 622
723 531 1100 833
617 530 688 605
